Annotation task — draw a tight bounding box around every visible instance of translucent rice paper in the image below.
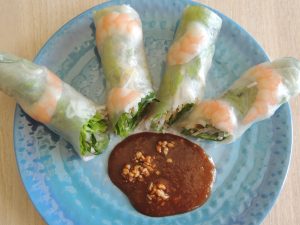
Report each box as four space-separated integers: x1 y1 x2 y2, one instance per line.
146 5 222 131
0 53 109 160
180 57 300 142
94 5 155 136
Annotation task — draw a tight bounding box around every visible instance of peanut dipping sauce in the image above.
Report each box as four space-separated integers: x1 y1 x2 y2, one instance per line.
108 132 215 217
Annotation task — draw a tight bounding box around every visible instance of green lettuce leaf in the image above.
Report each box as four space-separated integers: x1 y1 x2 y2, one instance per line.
115 92 156 137
222 86 257 117
80 112 109 156
167 103 194 125
150 103 194 131
182 125 230 141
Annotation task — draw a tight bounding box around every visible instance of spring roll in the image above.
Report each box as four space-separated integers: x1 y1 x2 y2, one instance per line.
93 5 155 137
146 5 222 131
180 57 300 142
0 53 109 160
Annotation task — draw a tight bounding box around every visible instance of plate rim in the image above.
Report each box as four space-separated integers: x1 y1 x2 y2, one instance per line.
12 0 293 224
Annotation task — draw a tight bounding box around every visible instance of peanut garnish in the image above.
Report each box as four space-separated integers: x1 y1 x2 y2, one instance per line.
156 145 162 153
163 147 169 156
156 140 175 156
158 183 166 190
166 158 173 163
121 151 156 183
147 182 170 204
122 168 129 175
167 142 174 148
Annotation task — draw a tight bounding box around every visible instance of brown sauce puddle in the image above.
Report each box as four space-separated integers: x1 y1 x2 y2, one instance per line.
108 132 215 217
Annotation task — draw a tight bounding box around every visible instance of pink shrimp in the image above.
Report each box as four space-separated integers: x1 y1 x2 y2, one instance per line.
243 66 282 124
95 11 142 45
167 23 208 65
107 87 142 115
27 71 62 124
194 100 236 134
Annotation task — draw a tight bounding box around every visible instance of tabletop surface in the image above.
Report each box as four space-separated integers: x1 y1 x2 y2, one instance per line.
0 0 299 224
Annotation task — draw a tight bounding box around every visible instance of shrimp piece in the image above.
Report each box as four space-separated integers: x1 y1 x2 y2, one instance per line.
26 71 63 124
107 87 142 116
102 12 119 31
115 13 131 26
195 100 236 134
126 19 141 34
95 12 142 45
243 66 282 124
167 23 208 65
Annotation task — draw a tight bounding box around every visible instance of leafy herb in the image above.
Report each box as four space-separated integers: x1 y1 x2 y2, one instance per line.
115 92 156 137
150 103 194 131
80 112 109 156
167 103 194 125
150 112 164 132
182 125 230 141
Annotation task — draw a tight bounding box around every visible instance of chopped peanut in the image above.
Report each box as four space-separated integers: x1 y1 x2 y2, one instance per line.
156 140 175 156
121 151 157 183
166 158 173 163
147 182 170 203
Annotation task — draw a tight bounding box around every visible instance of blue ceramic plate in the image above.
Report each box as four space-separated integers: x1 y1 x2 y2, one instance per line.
14 0 292 224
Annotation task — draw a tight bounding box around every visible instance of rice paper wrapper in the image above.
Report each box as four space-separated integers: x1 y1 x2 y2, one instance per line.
147 5 222 131
0 52 109 160
93 5 155 136
180 57 300 142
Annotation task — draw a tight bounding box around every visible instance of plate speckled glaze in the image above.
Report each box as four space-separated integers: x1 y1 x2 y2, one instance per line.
13 0 292 224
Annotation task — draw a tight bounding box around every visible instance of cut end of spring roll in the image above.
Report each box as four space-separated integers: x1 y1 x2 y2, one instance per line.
112 91 156 137
149 103 194 132
80 110 109 156
180 100 236 141
181 127 231 142
0 52 110 160
180 57 300 143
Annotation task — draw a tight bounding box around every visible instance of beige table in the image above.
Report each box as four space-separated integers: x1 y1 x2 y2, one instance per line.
0 1 299 224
